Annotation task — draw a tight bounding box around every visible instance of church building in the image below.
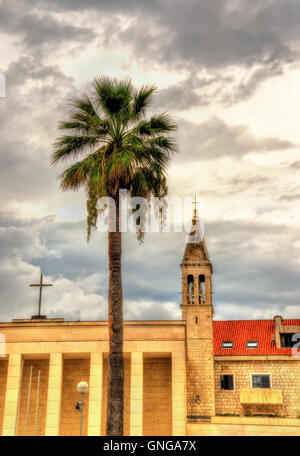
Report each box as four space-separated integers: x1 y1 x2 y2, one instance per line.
1 211 300 436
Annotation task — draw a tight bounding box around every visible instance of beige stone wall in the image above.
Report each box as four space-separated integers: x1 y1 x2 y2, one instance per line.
143 357 172 436
0 321 186 345
185 304 215 419
59 358 90 436
187 339 215 418
0 360 8 435
215 360 300 418
101 356 131 436
17 359 49 436
187 416 300 436
3 318 300 435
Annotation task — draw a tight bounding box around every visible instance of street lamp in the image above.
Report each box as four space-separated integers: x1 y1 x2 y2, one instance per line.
76 381 88 436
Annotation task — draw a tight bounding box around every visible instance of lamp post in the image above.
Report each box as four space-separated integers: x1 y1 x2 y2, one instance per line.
76 381 88 436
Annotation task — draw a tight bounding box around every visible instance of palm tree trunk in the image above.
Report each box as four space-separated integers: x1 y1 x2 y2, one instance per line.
106 195 124 436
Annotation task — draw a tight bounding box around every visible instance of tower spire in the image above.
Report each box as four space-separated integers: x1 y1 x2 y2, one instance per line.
192 194 200 227
180 198 215 420
182 199 210 265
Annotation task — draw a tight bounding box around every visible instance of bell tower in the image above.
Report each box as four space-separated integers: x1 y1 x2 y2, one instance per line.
181 208 215 421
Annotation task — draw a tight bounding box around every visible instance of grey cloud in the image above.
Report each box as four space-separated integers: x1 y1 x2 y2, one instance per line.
1 0 299 106
0 55 77 207
155 74 218 111
177 117 294 162
0 0 95 49
6 55 74 88
38 0 296 68
278 193 300 201
208 219 300 319
0 213 299 323
216 176 270 197
156 64 284 110
289 161 300 170
220 63 284 106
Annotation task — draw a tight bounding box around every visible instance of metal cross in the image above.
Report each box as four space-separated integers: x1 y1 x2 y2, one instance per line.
29 273 53 318
193 194 200 211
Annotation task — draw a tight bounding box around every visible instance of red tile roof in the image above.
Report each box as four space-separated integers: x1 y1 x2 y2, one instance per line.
213 319 300 356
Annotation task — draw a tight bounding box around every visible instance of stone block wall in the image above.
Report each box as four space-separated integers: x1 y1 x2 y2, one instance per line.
187 417 300 436
59 358 90 436
187 339 215 419
215 360 300 418
143 357 172 436
17 359 49 436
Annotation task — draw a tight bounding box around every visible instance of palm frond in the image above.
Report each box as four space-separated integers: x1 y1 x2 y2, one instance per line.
132 113 177 137
58 120 90 133
51 75 178 242
71 95 98 117
132 84 157 120
51 135 98 165
147 136 178 153
93 76 133 118
148 113 178 133
59 160 88 190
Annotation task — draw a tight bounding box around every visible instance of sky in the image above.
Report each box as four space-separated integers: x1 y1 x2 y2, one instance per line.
0 0 300 322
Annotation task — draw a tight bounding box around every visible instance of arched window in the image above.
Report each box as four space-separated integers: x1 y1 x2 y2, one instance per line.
187 275 194 304
198 274 206 304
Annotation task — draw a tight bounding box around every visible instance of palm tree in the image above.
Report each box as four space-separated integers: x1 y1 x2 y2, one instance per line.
51 76 177 436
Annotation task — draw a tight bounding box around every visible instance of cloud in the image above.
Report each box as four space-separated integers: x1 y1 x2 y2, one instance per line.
208 218 300 320
0 0 299 325
1 0 299 104
177 116 294 162
125 300 181 321
0 213 107 321
278 193 300 201
289 161 300 170
0 212 299 323
0 55 77 211
155 73 218 111
155 63 285 110
0 0 95 50
39 0 297 68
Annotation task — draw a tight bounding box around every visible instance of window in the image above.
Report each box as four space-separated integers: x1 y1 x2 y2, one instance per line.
246 341 258 349
222 341 233 349
187 275 194 304
280 333 297 348
252 374 271 388
220 374 234 390
198 274 206 304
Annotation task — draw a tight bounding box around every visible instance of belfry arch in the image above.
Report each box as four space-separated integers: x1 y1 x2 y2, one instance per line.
198 274 206 304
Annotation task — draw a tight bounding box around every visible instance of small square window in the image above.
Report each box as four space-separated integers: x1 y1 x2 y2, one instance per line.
252 374 270 389
246 341 258 349
222 341 233 349
220 374 234 390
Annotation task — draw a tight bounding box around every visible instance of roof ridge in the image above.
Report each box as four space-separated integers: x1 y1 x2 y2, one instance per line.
214 318 300 323
213 319 275 323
